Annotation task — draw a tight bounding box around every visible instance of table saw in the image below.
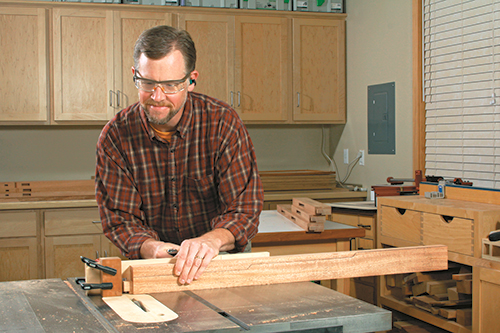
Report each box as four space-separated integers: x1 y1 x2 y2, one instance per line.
0 278 392 332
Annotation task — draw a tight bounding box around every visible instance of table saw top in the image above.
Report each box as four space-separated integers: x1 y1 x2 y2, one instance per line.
0 278 392 333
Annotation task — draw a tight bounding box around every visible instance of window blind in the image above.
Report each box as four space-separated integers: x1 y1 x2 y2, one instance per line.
424 0 500 188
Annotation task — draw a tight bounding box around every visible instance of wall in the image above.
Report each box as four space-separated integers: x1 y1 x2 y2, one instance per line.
0 124 334 181
332 0 414 191
0 1 414 188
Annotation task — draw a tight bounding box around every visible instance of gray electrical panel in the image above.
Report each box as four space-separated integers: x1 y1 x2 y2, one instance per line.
368 82 395 155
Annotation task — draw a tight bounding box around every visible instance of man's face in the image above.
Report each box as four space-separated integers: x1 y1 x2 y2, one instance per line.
134 50 196 128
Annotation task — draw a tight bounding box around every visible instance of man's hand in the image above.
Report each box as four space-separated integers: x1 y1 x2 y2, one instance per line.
140 238 180 259
174 228 235 285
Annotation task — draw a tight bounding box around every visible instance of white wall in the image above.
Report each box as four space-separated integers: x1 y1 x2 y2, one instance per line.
332 0 414 189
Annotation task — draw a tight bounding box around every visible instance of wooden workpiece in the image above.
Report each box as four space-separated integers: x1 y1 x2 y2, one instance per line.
276 204 324 232
125 245 447 294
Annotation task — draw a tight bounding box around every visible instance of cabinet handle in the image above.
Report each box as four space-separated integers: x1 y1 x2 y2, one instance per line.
237 91 241 107
92 220 101 224
297 92 300 107
116 90 121 107
96 250 100 259
230 91 234 107
109 90 119 107
357 224 372 230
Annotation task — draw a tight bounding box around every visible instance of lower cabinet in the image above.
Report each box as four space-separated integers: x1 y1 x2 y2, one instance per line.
0 210 40 282
329 208 378 304
474 266 500 333
43 207 125 280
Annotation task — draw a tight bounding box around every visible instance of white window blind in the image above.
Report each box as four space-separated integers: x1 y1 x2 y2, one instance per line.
424 0 500 188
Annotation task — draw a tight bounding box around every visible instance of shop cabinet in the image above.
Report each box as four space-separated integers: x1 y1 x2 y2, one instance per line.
52 7 171 122
292 17 345 123
179 13 289 123
0 6 48 123
0 211 40 281
377 195 500 333
43 208 122 279
329 208 378 304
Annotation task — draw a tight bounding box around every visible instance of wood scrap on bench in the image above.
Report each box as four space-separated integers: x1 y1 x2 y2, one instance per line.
125 245 448 294
276 204 324 232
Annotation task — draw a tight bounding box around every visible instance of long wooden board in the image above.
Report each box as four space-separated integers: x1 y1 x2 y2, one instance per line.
127 245 448 294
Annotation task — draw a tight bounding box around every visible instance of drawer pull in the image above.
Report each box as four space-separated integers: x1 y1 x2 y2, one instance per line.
358 224 372 230
92 221 101 224
396 208 407 215
441 215 454 223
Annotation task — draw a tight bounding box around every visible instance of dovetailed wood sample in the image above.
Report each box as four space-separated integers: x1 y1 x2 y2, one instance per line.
126 245 448 294
292 197 331 216
276 204 324 232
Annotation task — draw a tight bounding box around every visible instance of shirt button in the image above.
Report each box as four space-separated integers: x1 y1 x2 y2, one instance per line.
173 203 178 210
171 176 176 182
174 227 180 232
170 148 175 153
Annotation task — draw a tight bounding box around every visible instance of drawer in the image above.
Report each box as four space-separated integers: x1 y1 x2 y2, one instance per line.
330 213 374 239
44 208 101 236
0 211 37 238
380 206 421 244
422 212 473 256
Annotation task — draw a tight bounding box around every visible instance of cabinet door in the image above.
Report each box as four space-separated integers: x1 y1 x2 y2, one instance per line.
52 8 115 122
476 267 500 333
292 18 345 123
0 7 48 122
45 235 101 280
235 16 289 122
0 211 40 281
113 10 172 110
0 238 39 282
179 14 235 105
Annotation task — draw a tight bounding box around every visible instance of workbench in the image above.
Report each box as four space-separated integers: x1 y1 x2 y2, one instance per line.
0 278 392 332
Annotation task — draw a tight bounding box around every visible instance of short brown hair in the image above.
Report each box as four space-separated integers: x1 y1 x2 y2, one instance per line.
133 25 196 74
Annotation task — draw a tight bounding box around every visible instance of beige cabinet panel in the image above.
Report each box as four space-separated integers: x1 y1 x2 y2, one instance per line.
0 210 37 238
292 18 345 123
52 8 171 122
179 14 235 105
45 234 101 280
379 205 421 245
181 14 289 123
113 10 172 109
0 238 39 282
44 208 101 236
0 7 48 122
235 15 289 122
52 8 114 122
422 212 473 256
475 267 500 333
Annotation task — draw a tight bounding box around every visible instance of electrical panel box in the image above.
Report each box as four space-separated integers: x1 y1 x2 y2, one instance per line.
368 82 395 155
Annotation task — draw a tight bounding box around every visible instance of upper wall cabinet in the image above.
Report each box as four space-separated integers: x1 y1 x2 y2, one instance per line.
292 18 346 123
179 13 289 123
0 7 48 123
52 8 171 123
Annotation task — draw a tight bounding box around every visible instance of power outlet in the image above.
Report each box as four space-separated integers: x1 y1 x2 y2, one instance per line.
359 150 365 166
344 149 349 164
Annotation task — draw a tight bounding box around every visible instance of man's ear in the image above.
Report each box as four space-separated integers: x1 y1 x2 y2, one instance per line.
188 71 199 92
131 66 136 76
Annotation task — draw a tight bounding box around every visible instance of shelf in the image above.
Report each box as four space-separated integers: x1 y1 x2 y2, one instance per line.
380 295 471 333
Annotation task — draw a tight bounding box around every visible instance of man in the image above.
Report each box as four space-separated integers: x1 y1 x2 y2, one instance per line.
95 25 263 285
